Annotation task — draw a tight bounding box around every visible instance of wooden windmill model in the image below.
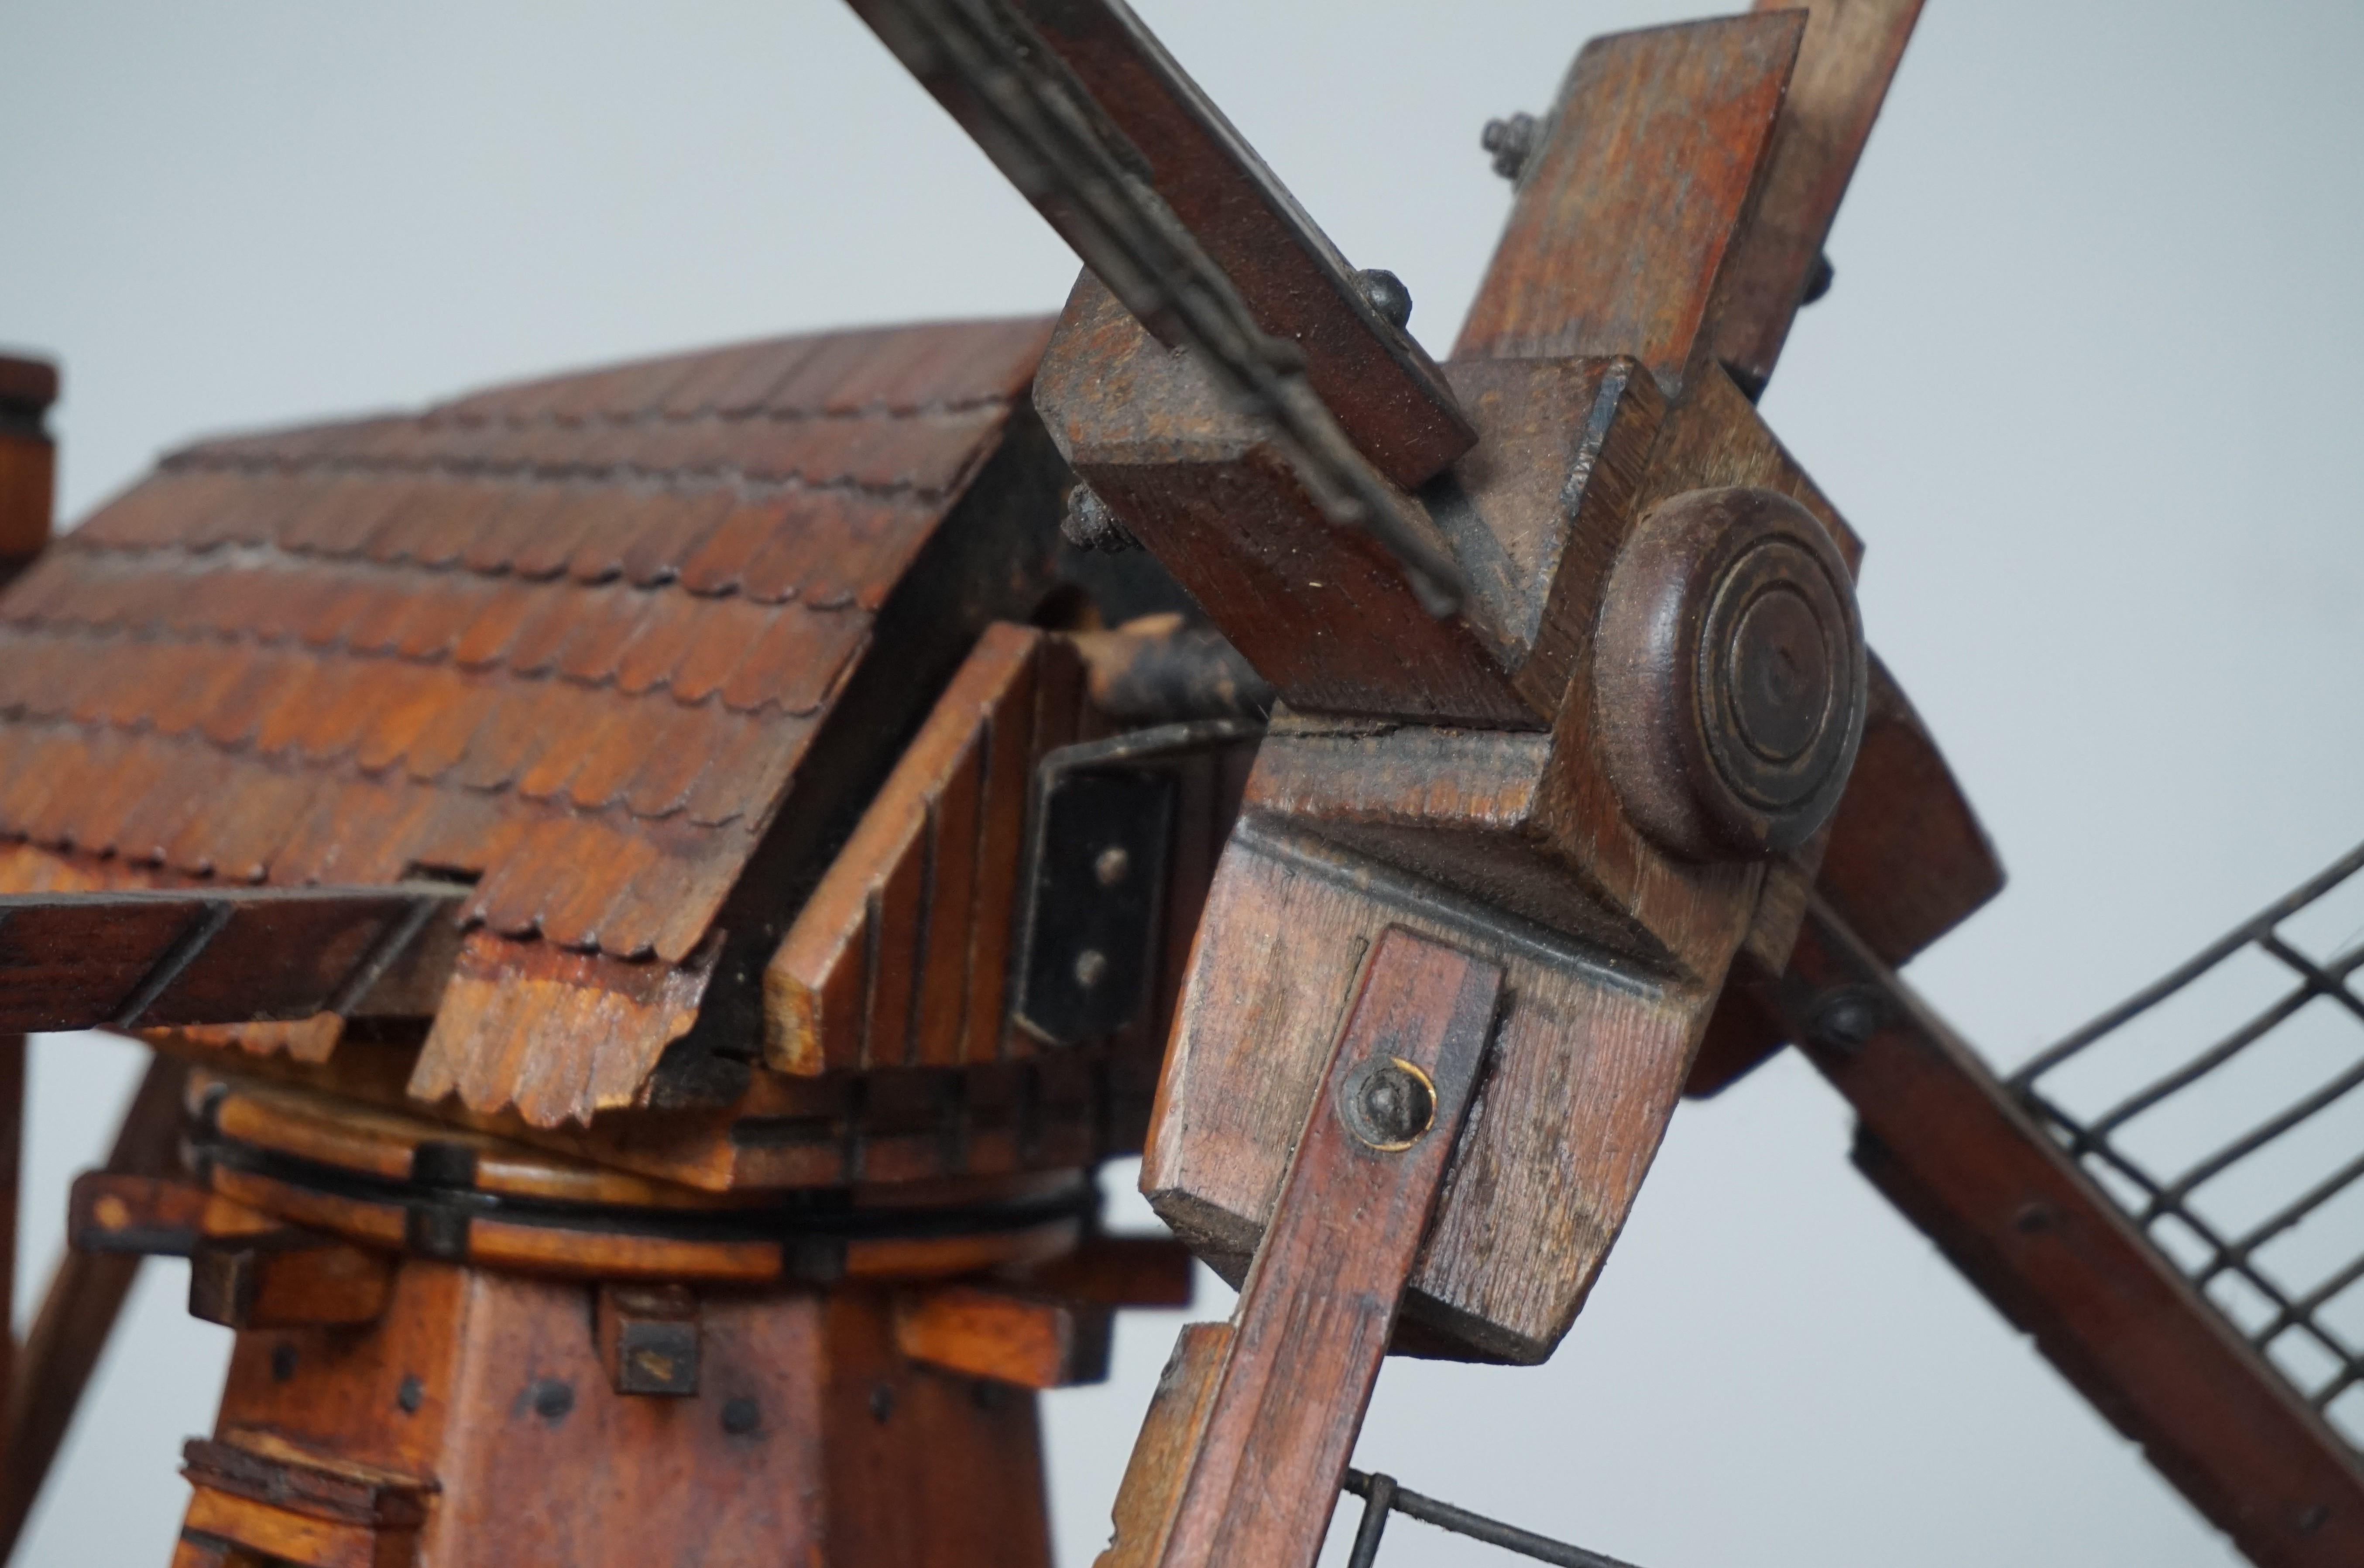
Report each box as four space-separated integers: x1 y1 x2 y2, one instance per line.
0 3 2357 1566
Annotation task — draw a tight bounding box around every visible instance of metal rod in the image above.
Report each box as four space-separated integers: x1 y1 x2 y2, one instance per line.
1345 1470 1396 1568
1342 1469 1649 1568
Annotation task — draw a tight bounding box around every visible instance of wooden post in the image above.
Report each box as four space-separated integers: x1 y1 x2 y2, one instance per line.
1098 927 1504 1568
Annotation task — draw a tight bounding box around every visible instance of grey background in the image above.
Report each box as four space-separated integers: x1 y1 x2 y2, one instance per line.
4 1 2362 1563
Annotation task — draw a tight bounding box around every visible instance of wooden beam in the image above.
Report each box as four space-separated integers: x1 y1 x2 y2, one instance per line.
0 882 460 1035
0 1053 189 1560
893 1283 1115 1389
1760 902 2364 1568
1709 0 1926 397
1105 927 1503 1568
1455 13 1803 391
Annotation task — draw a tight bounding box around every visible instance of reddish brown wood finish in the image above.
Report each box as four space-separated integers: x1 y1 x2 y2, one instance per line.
1037 275 1538 729
0 1055 189 1560
0 883 456 1036
1711 0 1925 395
1686 652 2003 1096
0 354 55 583
1115 929 1502 1568
997 0 1475 490
767 624 1094 1074
1456 14 1804 390
188 1263 1055 1568
1764 903 2364 1568
892 1283 1114 1389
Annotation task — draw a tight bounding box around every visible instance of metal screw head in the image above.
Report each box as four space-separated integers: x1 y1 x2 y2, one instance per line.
1073 948 1110 991
1094 845 1131 888
1355 268 1414 330
1808 987 1885 1053
1339 1056 1438 1151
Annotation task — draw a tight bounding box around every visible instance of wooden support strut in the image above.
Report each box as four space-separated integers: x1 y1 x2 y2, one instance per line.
1099 927 1504 1568
1759 900 2364 1568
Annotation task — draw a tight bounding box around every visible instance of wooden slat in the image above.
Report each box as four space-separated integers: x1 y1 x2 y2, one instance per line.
0 1054 188 1561
1709 0 1925 395
1120 927 1503 1568
892 1283 1114 1388
998 0 1475 489
0 883 456 1035
1455 12 1804 389
1761 902 2364 1568
765 624 1075 1075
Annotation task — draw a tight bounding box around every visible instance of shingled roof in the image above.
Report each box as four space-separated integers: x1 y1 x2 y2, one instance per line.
0 317 1060 1124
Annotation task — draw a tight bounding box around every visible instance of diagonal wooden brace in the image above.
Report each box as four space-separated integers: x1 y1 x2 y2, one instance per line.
1098 926 1504 1568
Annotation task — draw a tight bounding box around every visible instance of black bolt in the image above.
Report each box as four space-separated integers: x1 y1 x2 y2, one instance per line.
396 1374 425 1414
1481 112 1540 181
721 1396 762 1436
1346 1059 1435 1149
971 1379 1007 1413
1808 988 1884 1053
270 1342 299 1383
531 1378 575 1423
869 1382 896 1423
1060 485 1137 555
2295 1504 2330 1536
2012 1201 2055 1235
1801 251 1836 306
1355 269 1414 331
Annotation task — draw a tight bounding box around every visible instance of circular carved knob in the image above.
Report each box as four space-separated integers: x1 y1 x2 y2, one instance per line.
1593 486 1866 859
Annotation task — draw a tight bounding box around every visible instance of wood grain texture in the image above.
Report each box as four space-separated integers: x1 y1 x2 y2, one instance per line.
1766 902 2364 1568
1455 13 1803 390
1037 272 1540 728
0 1053 188 1560
0 1035 18 1488
892 1283 1113 1388
1143 822 1710 1363
1710 0 1925 395
1095 1323 1232 1568
1685 652 2002 1097
0 883 456 1035
193 1265 1055 1568
999 0 1475 490
1002 1233 1194 1308
407 929 713 1128
1145 928 1501 1568
766 623 1091 1075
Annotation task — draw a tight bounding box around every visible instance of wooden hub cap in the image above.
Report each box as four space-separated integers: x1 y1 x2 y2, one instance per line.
1594 486 1866 858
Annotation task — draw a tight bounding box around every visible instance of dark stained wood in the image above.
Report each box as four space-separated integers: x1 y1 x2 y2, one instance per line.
1129 928 1502 1568
996 0 1475 490
1761 902 2364 1568
1455 14 1804 391
70 1169 210 1256
0 1054 189 1561
0 1035 18 1491
892 1283 1114 1388
1037 274 1540 728
1709 0 1926 396
0 353 55 586
0 883 459 1036
596 1283 702 1396
1003 1233 1194 1309
1686 652 2003 1097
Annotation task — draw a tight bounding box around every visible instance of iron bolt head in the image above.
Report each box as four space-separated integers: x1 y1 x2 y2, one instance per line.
1809 988 1884 1053
1094 845 1131 888
1481 111 1539 180
1355 268 1414 330
1073 948 1110 991
1340 1056 1438 1151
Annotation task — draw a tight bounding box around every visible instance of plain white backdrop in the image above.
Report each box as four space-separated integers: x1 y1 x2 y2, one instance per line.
6 1 2364 1563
